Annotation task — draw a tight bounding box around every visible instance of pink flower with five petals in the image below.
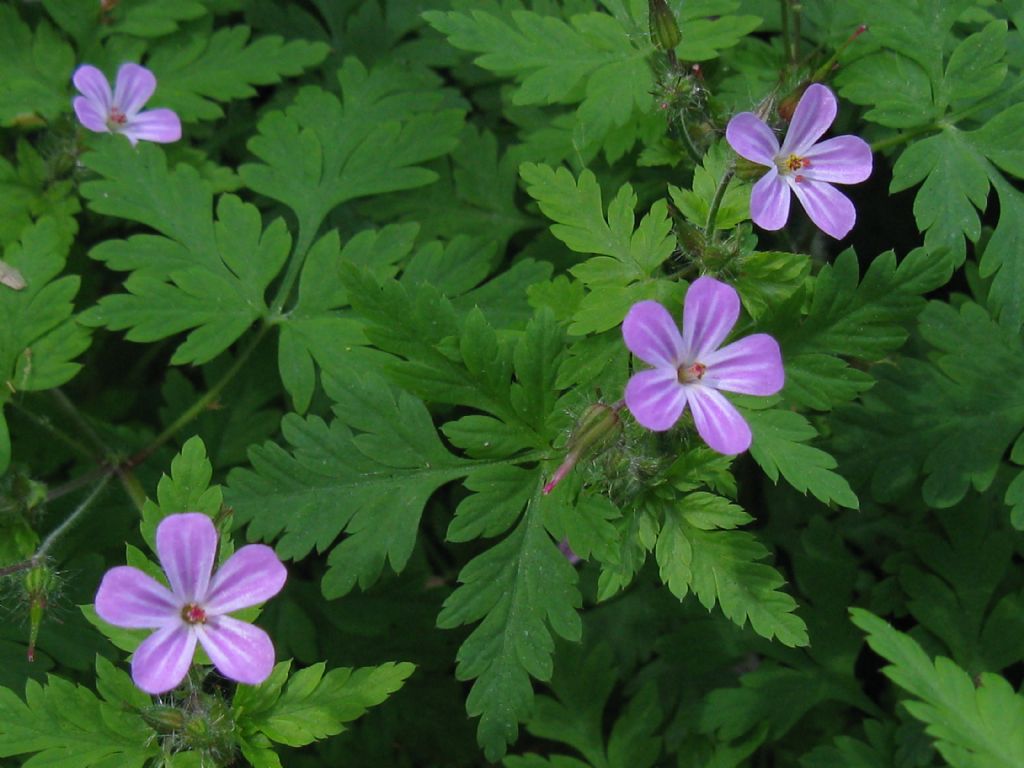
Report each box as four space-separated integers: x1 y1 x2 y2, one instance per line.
725 84 872 239
72 63 181 146
622 277 784 454
94 513 286 694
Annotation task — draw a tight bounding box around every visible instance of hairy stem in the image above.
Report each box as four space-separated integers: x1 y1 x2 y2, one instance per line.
133 325 269 467
705 166 736 239
0 474 115 578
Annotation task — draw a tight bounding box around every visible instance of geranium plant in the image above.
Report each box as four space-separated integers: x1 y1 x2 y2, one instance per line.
0 1 1021 766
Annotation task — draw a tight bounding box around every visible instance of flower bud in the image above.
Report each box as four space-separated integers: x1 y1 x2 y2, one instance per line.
543 403 623 494
141 705 186 733
649 0 681 52
777 83 809 122
733 156 766 181
24 564 56 662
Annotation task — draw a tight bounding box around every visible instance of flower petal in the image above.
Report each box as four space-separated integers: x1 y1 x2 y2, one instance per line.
95 565 179 628
112 63 156 116
749 168 791 231
156 513 218 604
790 178 857 239
682 276 740 359
73 96 110 134
196 616 276 686
625 368 687 431
131 623 197 694
780 83 836 156
205 544 287 615
704 334 784 395
123 109 182 145
687 386 752 455
622 300 685 367
725 112 780 166
802 135 873 184
72 65 111 112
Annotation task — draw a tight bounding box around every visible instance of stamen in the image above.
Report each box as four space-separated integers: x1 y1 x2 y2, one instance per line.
108 107 127 126
677 361 707 383
181 603 207 624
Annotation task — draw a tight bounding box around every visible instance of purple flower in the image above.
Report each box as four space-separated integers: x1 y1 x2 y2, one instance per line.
622 277 784 454
95 513 286 694
72 63 181 146
725 84 872 239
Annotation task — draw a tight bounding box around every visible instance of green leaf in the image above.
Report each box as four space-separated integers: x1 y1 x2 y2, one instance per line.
775 248 951 411
733 250 811 321
0 6 74 125
835 300 1024 509
139 436 223 552
360 126 535 253
745 408 859 509
941 20 1007 105
519 163 676 334
278 225 417 412
81 191 289 365
0 139 80 248
239 58 465 251
890 130 989 262
852 608 1024 768
148 26 330 121
520 642 661 768
837 51 936 129
655 498 808 646
234 659 415 748
0 217 89 472
669 142 751 230
78 142 291 364
0 658 157 766
424 7 651 153
227 368 472 598
438 489 582 761
105 0 207 37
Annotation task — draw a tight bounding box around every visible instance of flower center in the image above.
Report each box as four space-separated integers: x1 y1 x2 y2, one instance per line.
107 107 127 127
677 361 707 383
779 153 811 178
181 603 207 624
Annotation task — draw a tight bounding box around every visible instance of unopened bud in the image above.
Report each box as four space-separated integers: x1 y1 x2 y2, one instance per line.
24 565 55 662
780 25 868 121
649 0 681 52
141 705 187 733
543 403 623 494
733 156 767 181
777 83 809 122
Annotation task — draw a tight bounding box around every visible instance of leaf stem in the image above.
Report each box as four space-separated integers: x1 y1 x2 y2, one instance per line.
870 124 938 153
269 220 319 316
7 399 95 460
0 474 113 578
705 165 735 239
132 324 270 466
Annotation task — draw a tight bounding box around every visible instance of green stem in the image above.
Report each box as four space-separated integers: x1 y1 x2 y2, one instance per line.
34 474 112 565
269 220 319 316
49 389 114 461
705 166 735 239
870 124 938 153
131 325 270 466
50 388 145 513
7 399 94 460
673 112 704 165
780 0 793 69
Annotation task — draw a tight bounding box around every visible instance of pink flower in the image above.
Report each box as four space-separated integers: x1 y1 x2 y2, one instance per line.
725 84 872 239
622 277 784 454
95 513 286 694
72 63 181 146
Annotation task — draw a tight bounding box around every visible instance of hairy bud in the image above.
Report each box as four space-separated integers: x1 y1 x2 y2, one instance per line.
543 403 623 494
649 0 681 52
